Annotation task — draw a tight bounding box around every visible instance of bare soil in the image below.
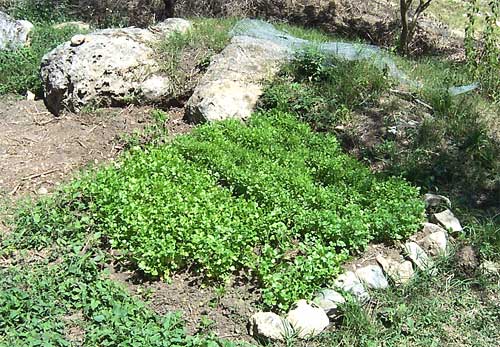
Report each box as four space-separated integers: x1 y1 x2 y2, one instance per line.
109 267 259 342
0 95 192 199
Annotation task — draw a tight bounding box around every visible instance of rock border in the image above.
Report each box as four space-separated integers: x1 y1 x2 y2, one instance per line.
249 194 464 341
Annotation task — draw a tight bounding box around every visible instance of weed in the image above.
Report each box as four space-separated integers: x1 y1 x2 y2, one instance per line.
260 49 392 131
0 241 245 346
155 18 235 95
465 0 500 102
5 0 74 24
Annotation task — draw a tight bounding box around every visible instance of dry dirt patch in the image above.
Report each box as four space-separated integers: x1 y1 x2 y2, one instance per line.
108 267 259 342
0 95 192 199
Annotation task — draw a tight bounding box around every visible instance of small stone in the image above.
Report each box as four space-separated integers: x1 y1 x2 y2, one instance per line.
422 222 447 235
315 288 345 304
404 242 433 270
355 265 389 289
313 289 345 318
248 312 291 341
420 230 448 256
377 255 414 285
433 209 463 233
37 187 48 195
26 90 36 101
423 193 451 209
70 34 86 46
480 261 499 276
286 300 329 339
334 271 370 302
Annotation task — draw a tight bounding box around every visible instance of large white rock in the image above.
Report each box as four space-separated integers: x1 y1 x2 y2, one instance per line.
286 300 329 339
0 11 33 50
334 271 370 302
40 18 191 115
248 312 291 341
185 35 291 123
376 255 414 285
433 209 463 233
355 264 389 289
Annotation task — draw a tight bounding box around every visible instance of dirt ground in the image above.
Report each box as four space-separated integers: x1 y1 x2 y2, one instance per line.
109 267 259 342
0 95 192 199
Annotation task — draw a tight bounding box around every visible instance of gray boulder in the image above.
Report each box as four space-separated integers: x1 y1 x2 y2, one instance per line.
334 271 370 302
404 242 433 271
185 35 290 123
423 193 451 209
420 231 448 257
313 289 345 318
0 11 33 50
376 255 414 285
40 18 191 115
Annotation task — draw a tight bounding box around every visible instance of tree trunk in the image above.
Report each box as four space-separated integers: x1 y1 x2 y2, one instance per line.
399 0 410 55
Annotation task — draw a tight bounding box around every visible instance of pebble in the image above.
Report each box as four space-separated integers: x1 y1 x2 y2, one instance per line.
26 90 36 101
70 34 86 46
37 186 48 195
480 261 499 276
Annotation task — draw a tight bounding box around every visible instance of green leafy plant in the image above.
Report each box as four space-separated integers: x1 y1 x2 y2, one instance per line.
11 111 424 310
465 0 500 101
260 49 391 131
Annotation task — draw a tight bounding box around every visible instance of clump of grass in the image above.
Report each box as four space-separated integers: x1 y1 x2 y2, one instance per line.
375 87 499 205
260 48 392 131
263 50 499 207
155 18 236 95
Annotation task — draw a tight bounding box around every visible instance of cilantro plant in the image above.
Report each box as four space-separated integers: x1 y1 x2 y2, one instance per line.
12 111 424 310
